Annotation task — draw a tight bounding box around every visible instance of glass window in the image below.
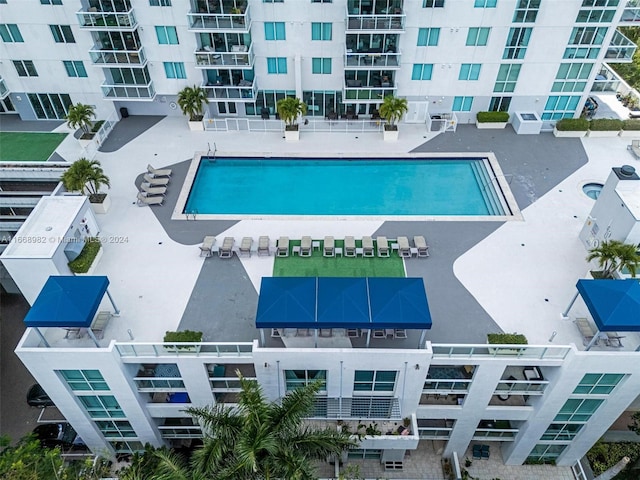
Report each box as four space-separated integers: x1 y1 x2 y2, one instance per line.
96 420 136 438
150 0 171 4
569 26 608 45
541 423 583 441
0 24 24 42
79 395 125 418
475 0 497 6
494 64 521 92
60 369 109 391
552 63 593 92
63 60 88 78
527 444 567 463
49 25 75 43
573 373 624 395
28 93 71 119
466 27 490 46
354 370 397 392
452 96 474 111
41 0 63 4
489 96 511 112
576 9 616 22
411 64 433 80
265 22 286 40
459 63 481 80
417 28 440 46
503 27 531 59
582 0 619 5
312 57 331 74
554 398 603 422
13 60 38 77
163 62 186 79
285 370 326 391
513 0 541 23
267 57 287 74
155 26 178 45
264 0 284 2
311 23 332 41
423 0 444 6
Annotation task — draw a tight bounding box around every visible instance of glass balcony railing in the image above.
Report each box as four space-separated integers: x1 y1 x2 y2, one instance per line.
344 82 396 102
621 0 640 22
345 51 400 68
77 9 137 30
346 9 405 32
591 64 622 92
604 29 637 62
101 81 155 100
89 46 146 66
116 342 253 357
195 44 254 69
0 77 8 99
188 5 251 31
202 78 257 102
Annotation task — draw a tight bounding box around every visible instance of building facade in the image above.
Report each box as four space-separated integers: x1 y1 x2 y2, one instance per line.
0 0 638 128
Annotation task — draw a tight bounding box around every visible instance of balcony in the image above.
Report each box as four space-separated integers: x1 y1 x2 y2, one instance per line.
101 81 155 100
158 418 202 439
591 64 622 93
604 29 637 62
344 79 396 102
621 0 640 23
417 419 454 439
346 9 405 32
345 50 400 69
0 77 8 100
202 77 257 102
195 44 254 69
134 363 184 391
207 362 256 391
188 5 251 32
89 45 146 66
431 344 571 360
473 420 518 440
76 9 137 31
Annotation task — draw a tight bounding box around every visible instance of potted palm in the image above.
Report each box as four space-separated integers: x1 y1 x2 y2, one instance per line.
276 97 307 141
177 85 209 131
61 158 112 214
379 94 408 141
66 103 97 148
587 240 640 278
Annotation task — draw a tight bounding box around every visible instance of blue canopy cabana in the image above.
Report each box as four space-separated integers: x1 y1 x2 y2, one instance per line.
563 279 640 350
256 277 432 347
24 276 119 347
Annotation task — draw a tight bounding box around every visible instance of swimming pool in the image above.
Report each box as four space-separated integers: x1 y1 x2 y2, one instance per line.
179 155 518 219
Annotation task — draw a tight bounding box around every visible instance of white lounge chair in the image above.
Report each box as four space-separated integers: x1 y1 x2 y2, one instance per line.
362 236 374 257
377 236 390 257
628 139 640 160
140 182 166 196
397 236 411 258
575 317 596 345
143 173 169 186
344 236 356 257
277 237 289 257
137 192 164 206
414 235 430 257
239 237 253 257
91 311 111 340
147 164 172 177
219 237 234 258
200 236 216 257
323 236 335 257
258 236 270 256
300 236 312 257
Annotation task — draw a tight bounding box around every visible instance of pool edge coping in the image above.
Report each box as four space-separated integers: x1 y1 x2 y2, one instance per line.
171 151 523 222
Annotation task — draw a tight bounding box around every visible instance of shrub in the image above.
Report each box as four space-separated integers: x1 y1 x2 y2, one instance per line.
487 333 528 344
587 441 640 478
623 119 640 131
91 120 105 133
476 111 509 123
589 118 623 131
163 330 203 343
555 118 589 131
68 237 101 274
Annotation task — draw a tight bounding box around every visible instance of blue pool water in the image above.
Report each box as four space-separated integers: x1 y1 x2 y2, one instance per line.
184 157 506 216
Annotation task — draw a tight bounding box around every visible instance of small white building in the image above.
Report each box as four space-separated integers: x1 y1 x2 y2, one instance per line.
1 196 100 305
579 165 640 250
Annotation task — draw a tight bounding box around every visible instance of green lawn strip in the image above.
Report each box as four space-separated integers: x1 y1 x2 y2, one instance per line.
0 132 68 161
274 239 405 277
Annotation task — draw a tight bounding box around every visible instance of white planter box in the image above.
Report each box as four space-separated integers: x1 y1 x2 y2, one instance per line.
620 130 640 138
78 137 94 148
74 245 103 276
553 127 587 138
188 120 204 131
284 128 300 141
476 121 507 129
588 130 621 137
383 128 399 141
90 194 111 214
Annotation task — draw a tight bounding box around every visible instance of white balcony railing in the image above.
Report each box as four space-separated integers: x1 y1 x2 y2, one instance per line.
344 82 396 102
188 5 251 31
621 0 640 22
431 344 572 360
115 341 253 357
89 46 146 66
346 10 405 31
604 29 637 62
76 9 137 30
202 79 257 102
345 51 400 69
101 81 155 100
194 44 254 69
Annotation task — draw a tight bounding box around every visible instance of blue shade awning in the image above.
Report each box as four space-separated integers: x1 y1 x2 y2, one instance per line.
24 276 109 328
576 279 640 332
255 277 432 330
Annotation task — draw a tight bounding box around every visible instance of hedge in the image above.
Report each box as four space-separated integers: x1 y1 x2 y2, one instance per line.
487 333 528 344
68 237 101 274
589 118 624 131
555 118 589 131
623 119 640 131
163 330 203 343
91 120 105 133
587 441 640 479
476 111 509 123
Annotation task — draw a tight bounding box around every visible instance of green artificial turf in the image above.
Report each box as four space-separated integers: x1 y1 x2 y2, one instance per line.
0 132 68 161
273 239 405 278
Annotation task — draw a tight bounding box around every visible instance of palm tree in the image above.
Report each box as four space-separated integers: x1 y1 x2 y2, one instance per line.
379 95 408 131
276 97 307 130
61 158 111 202
66 103 96 137
586 240 640 278
177 85 209 122
155 374 354 480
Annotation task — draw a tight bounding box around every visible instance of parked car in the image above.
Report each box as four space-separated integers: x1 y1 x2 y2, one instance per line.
32 423 86 451
26 384 55 408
